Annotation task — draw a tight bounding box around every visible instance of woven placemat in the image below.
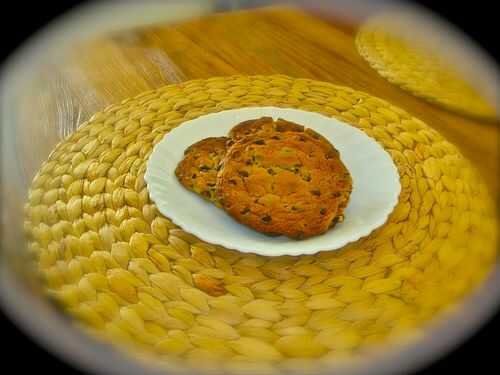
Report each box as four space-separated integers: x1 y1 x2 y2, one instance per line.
24 75 497 374
355 20 497 120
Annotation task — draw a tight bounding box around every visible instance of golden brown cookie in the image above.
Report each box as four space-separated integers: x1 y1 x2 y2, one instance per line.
217 131 352 239
228 117 304 141
175 137 228 204
228 117 351 226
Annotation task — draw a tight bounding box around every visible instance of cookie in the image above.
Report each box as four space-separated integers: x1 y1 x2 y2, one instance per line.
217 131 352 238
228 117 305 141
175 137 228 204
228 117 351 226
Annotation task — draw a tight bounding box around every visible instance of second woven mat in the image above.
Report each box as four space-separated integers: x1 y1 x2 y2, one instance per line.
24 75 497 374
355 18 497 120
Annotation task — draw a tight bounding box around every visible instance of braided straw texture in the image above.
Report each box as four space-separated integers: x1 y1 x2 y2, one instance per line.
355 23 496 120
24 75 497 374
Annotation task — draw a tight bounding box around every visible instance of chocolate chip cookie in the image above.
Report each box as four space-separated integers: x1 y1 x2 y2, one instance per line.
175 137 228 204
216 131 352 238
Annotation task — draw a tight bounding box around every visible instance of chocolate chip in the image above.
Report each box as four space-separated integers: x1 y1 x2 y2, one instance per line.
320 208 326 215
262 215 272 223
267 168 276 175
254 139 265 145
311 190 321 196
229 179 237 185
192 174 197 178
302 175 311 182
241 207 250 214
325 151 338 159
238 170 249 177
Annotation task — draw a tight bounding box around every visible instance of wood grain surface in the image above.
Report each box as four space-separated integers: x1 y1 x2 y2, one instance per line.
15 6 498 198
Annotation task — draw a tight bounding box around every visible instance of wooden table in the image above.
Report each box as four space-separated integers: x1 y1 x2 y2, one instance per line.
16 6 499 198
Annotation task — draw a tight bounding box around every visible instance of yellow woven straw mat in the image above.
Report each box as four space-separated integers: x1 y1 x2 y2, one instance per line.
24 75 497 374
355 22 497 120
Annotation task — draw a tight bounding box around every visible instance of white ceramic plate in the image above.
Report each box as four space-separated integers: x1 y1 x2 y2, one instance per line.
145 107 400 256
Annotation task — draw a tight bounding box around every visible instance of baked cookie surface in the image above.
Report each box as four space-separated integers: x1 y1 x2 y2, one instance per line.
229 117 337 155
228 117 304 141
217 131 352 238
175 137 228 204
